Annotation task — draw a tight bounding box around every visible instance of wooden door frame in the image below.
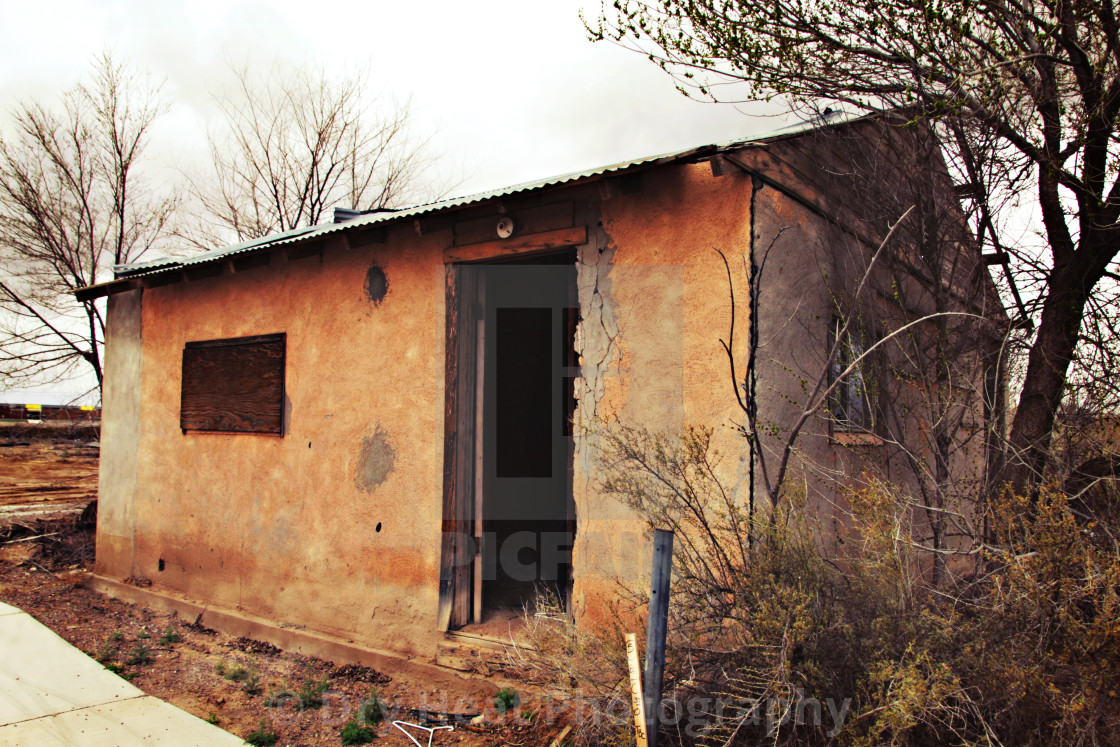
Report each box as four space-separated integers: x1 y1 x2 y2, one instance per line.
437 250 581 631
437 263 481 630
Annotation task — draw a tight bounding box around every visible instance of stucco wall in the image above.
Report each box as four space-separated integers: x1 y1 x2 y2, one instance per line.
123 228 447 655
95 143 989 656
571 162 754 626
95 159 758 654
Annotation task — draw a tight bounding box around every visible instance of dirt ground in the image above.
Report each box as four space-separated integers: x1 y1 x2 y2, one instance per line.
0 437 572 747
0 438 98 516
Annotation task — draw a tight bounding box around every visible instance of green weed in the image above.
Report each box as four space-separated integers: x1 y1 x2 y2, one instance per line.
95 641 117 664
158 626 181 645
242 671 262 696
494 687 519 714
296 673 330 709
244 718 278 746
340 719 377 745
126 641 153 666
360 689 385 725
222 663 248 682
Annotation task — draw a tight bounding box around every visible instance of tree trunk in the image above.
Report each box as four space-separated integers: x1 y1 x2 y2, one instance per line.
1004 260 1095 494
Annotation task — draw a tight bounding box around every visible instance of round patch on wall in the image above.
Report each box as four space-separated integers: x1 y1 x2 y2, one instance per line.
355 428 395 493
365 264 388 305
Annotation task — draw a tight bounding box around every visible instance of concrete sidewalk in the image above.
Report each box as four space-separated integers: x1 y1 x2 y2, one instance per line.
0 600 245 746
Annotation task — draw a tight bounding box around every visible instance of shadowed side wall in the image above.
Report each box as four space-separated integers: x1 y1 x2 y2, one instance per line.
740 132 991 562
745 172 865 528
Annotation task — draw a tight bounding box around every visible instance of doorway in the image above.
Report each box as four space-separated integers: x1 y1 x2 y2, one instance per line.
438 250 578 632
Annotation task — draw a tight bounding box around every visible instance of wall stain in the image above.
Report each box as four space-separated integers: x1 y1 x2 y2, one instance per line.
355 428 395 492
365 264 388 305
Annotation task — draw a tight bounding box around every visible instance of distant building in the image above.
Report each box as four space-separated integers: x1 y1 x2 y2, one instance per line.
0 402 100 423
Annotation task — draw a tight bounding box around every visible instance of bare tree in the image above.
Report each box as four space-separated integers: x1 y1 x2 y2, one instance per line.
589 0 1120 494
0 53 176 395
189 62 436 246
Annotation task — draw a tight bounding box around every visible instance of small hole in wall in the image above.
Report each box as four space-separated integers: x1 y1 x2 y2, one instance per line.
308 442 312 449
375 522 382 533
158 558 165 572
365 264 388 304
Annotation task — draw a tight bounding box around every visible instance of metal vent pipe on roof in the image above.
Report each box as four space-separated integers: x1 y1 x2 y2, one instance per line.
333 207 400 223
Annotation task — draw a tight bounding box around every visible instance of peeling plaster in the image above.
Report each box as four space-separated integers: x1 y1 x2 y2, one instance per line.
574 204 624 477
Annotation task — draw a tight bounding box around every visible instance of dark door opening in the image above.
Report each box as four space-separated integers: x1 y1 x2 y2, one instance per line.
439 249 578 633
481 253 577 620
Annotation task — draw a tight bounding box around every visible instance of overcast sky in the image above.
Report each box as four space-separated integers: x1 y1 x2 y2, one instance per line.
0 0 795 403
1 0 792 196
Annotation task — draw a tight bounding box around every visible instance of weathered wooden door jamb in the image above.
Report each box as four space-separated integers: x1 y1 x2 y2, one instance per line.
437 264 481 630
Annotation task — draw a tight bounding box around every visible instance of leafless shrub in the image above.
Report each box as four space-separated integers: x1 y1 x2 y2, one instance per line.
509 587 635 746
547 423 1120 746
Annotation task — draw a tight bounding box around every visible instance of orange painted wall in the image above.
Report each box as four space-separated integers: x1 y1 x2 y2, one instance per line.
96 160 761 656
570 161 754 627
126 227 448 655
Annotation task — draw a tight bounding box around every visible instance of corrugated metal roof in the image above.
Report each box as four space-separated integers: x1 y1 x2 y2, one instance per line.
82 113 858 294
116 224 323 276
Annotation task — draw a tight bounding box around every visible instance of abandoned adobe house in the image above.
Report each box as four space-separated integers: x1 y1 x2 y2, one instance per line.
76 114 1002 666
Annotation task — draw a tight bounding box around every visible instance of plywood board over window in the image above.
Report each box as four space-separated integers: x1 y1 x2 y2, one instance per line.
180 333 285 435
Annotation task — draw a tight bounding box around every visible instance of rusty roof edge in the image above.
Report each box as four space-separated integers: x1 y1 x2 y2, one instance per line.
80 146 705 294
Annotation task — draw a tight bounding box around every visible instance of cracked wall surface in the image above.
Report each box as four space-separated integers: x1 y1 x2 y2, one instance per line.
570 162 753 627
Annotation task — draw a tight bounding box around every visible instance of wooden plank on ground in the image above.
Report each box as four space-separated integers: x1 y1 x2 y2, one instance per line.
625 633 649 747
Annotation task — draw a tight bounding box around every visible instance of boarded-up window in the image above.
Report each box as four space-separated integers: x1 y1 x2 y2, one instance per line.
180 333 285 434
